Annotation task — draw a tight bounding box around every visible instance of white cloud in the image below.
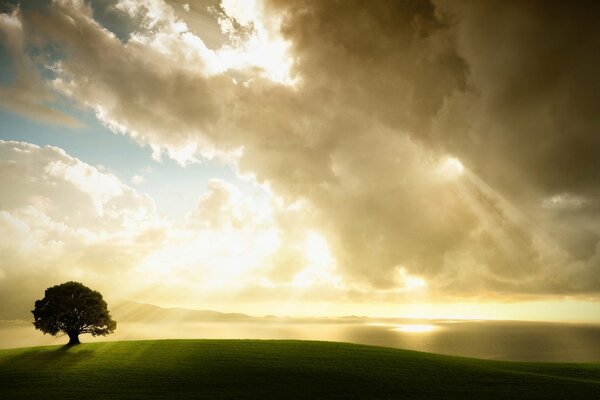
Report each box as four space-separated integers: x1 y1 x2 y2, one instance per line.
0 141 354 315
44 160 125 215
132 174 145 185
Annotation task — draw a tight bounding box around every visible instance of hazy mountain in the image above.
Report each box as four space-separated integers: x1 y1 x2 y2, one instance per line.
111 301 253 322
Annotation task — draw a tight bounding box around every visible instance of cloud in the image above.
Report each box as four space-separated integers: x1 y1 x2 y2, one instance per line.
0 141 354 317
0 140 164 317
131 174 145 185
0 7 80 127
1 0 599 303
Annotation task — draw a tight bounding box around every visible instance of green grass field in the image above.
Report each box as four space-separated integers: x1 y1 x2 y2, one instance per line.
0 339 598 399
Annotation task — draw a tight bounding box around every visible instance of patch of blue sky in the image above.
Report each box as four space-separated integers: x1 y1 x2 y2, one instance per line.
91 0 140 42
0 105 260 218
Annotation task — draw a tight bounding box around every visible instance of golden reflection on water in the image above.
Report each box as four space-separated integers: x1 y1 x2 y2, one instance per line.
392 324 438 333
366 322 439 333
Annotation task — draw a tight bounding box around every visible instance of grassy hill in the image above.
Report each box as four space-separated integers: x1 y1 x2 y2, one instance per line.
0 340 598 399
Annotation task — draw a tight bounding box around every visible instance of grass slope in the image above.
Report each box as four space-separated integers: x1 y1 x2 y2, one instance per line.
0 340 598 399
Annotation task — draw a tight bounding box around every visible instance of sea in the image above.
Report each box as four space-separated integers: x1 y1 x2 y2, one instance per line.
1 318 599 362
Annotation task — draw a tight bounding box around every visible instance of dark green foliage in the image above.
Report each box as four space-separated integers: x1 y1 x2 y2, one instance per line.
0 340 598 399
32 282 116 345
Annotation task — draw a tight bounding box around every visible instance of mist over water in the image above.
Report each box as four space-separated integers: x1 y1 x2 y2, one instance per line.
1 319 599 362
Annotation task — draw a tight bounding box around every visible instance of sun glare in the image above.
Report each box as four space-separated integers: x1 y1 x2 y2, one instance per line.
439 156 464 179
395 267 428 291
304 231 334 267
208 0 295 85
367 322 439 333
392 324 438 333
292 231 338 288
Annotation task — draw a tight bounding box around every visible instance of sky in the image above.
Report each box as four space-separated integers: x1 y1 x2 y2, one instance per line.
0 0 599 321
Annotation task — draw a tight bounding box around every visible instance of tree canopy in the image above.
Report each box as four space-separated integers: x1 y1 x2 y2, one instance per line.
32 281 116 345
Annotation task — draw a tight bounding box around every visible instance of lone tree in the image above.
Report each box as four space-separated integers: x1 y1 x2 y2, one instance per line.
32 281 116 345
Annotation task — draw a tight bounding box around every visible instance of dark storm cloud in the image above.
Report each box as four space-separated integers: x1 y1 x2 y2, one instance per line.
268 0 600 294
273 0 600 199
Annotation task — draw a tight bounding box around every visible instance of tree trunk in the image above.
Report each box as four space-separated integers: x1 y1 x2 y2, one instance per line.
67 332 80 345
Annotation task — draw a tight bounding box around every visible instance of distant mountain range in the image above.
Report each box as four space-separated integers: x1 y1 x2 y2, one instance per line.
0 300 254 323
111 301 254 322
1 299 367 323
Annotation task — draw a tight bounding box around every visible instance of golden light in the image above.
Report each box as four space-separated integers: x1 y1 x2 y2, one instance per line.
395 267 428 291
200 0 296 85
303 231 334 268
367 322 439 333
292 231 338 288
439 156 464 179
392 324 438 333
